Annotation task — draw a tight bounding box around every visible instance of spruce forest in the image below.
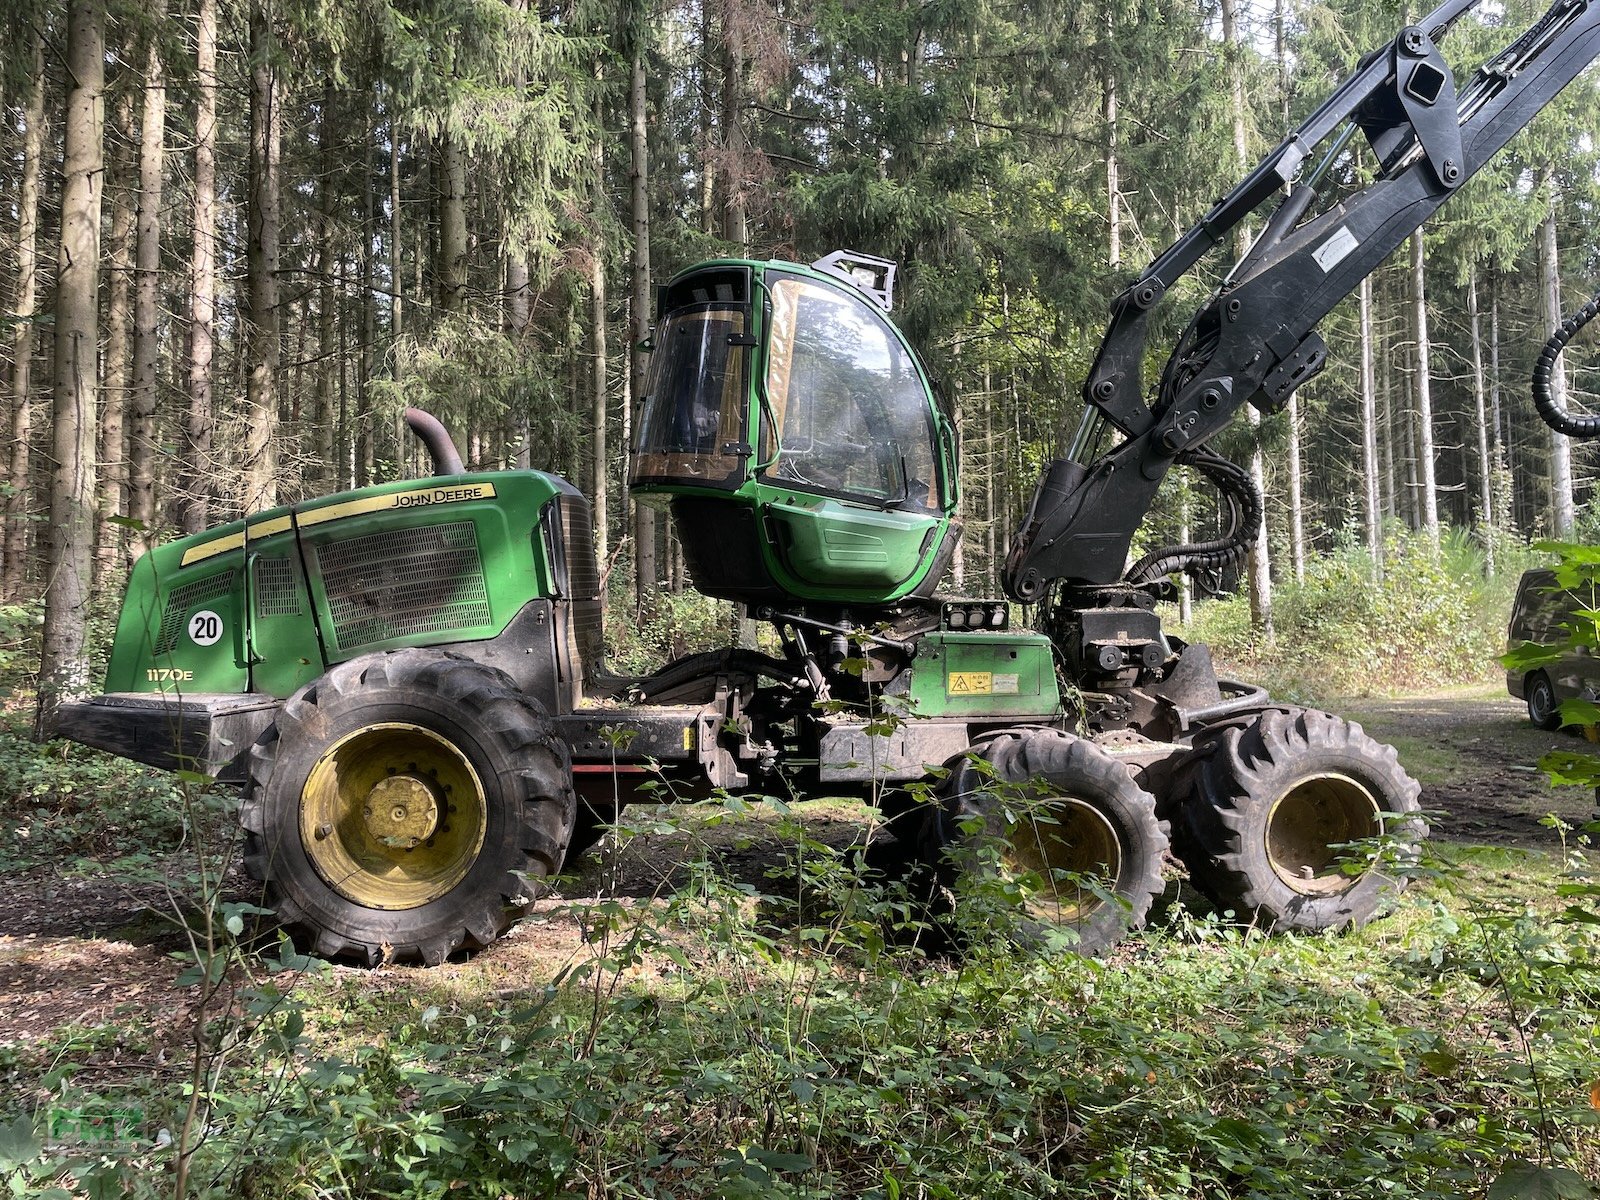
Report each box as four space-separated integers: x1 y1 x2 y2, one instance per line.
4 0 1600 689
6 0 1600 1196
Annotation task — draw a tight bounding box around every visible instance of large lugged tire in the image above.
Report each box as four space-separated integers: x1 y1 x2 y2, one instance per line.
241 650 575 965
920 730 1168 955
1175 708 1424 932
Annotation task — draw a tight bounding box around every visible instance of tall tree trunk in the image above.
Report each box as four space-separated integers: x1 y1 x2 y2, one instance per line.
720 16 747 247
1380 309 1397 524
1490 277 1505 473
1102 9 1119 270
1276 0 1304 583
182 0 217 534
1409 232 1439 540
337 258 349 487
358 104 376 487
96 89 133 577
630 28 656 606
128 0 168 535
1540 182 1575 536
1221 0 1272 639
315 82 337 492
1466 269 1494 572
592 249 608 563
390 113 404 346
590 101 610 562
4 33 46 598
439 137 468 314
983 360 996 585
506 251 531 470
1489 277 1511 535
1359 275 1382 581
390 110 409 474
1286 394 1304 581
699 0 717 235
37 0 105 737
1402 376 1419 530
243 3 281 512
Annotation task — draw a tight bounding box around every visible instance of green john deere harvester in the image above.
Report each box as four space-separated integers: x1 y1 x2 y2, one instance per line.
59 249 1423 964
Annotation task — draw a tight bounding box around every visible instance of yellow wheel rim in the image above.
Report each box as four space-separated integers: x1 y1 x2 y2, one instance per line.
1265 772 1382 896
300 722 488 910
1004 797 1122 924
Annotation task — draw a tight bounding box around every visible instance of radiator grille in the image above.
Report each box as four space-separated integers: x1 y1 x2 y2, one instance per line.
155 570 238 655
316 521 490 653
559 495 602 602
253 555 302 618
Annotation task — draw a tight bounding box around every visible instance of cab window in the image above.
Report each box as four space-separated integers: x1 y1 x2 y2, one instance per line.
631 305 749 489
761 273 939 511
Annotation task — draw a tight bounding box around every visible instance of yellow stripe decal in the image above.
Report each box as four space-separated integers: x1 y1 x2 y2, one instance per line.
178 514 297 566
296 483 496 529
250 515 295 540
179 483 498 566
180 531 245 566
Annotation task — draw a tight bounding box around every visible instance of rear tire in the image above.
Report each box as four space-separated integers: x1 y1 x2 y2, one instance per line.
1174 708 1423 932
241 650 575 965
1526 671 1562 730
918 730 1167 955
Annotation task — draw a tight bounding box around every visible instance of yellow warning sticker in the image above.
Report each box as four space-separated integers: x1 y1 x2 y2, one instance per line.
683 726 695 751
947 671 993 696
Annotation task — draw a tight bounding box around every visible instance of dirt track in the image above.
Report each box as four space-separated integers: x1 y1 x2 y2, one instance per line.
1337 687 1597 847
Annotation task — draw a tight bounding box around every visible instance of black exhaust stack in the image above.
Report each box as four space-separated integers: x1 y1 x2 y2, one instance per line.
404 407 466 477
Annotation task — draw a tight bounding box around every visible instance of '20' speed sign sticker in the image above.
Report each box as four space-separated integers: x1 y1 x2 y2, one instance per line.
188 610 224 646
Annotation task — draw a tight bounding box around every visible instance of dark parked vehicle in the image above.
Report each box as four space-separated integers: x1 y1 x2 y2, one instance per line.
1507 569 1600 729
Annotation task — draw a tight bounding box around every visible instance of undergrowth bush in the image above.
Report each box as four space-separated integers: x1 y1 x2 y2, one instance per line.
0 600 42 698
605 589 745 675
6 795 1597 1199
1176 528 1543 700
0 711 188 871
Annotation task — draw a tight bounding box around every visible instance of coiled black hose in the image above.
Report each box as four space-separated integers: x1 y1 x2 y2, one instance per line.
1125 448 1262 585
1532 289 1600 439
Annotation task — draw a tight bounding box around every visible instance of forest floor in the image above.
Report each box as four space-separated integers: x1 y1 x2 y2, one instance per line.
0 682 1590 1067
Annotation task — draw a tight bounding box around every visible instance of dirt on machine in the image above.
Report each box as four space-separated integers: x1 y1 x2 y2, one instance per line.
57 0 1600 963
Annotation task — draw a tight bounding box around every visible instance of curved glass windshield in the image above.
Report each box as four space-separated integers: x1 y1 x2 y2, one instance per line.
761 273 939 511
631 305 749 489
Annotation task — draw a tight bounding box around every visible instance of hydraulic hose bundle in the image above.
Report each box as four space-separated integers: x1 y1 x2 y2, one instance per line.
1124 449 1262 586
1533 289 1600 440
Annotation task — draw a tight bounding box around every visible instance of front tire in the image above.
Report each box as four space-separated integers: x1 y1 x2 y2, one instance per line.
1174 708 1423 932
241 650 575 965
919 730 1168 955
1526 671 1562 730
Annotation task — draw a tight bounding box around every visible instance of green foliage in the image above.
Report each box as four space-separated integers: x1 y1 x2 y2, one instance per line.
0 712 189 872
11 821 1600 1198
604 589 745 675
0 600 42 697
1178 529 1535 699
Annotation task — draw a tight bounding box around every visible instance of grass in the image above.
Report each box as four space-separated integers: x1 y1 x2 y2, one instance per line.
1 783 1597 1199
